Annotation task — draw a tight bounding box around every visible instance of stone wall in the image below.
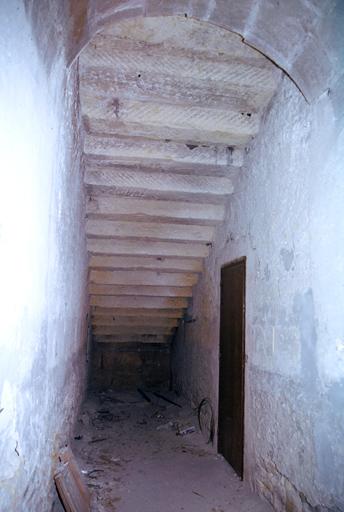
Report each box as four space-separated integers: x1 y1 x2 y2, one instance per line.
0 2 88 510
172 70 344 512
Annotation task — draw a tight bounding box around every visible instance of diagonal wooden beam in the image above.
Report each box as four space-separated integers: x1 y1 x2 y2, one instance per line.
87 238 210 258
90 307 185 318
84 166 234 197
93 335 171 344
92 325 176 335
86 219 214 243
88 284 193 298
88 255 203 273
84 133 237 167
86 196 225 225
90 295 188 309
89 269 198 287
91 315 179 327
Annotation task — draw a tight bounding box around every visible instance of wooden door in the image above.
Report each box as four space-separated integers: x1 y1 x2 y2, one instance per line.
218 258 246 478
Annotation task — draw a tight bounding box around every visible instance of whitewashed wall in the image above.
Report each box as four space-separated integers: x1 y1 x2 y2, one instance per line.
172 59 344 512
0 2 88 509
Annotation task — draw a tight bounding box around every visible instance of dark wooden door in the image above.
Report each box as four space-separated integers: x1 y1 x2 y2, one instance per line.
218 258 246 478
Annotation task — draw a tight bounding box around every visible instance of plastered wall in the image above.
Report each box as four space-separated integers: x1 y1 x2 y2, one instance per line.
172 73 344 511
0 2 88 510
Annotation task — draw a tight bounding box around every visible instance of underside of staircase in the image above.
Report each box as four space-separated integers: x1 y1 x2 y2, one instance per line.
79 15 280 344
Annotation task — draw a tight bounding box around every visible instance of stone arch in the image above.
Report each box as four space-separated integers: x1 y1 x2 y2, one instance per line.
68 0 337 103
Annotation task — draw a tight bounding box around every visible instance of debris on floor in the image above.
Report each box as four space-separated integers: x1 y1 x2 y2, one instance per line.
72 390 272 512
88 437 107 444
176 425 196 436
156 421 178 431
153 391 182 408
197 397 215 444
137 387 151 403
151 410 165 420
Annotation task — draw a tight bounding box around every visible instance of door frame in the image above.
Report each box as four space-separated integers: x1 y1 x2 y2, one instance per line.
217 256 246 479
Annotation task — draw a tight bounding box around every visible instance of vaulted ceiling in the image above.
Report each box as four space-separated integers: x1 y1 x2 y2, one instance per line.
79 15 280 344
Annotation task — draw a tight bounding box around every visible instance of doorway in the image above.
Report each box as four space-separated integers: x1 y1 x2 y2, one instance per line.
218 258 246 478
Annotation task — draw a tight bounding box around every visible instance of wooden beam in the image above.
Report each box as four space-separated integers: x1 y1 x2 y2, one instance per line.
94 335 171 344
81 95 258 146
87 238 210 258
84 156 241 177
90 307 184 318
88 284 193 298
80 65 267 113
86 219 214 243
81 34 277 92
92 325 175 335
84 134 236 167
86 196 225 224
88 255 203 273
84 166 233 197
89 270 198 287
90 295 188 309
91 315 178 327
90 16 270 66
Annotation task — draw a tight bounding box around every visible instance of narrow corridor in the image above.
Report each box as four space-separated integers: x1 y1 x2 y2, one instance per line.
71 390 271 512
2 2 344 510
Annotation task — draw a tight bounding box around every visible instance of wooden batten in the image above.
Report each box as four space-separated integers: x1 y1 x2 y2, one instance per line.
80 14 279 345
89 255 203 273
84 133 238 168
86 219 214 243
89 270 198 287
91 315 178 327
86 196 225 225
90 295 189 309
87 238 210 258
90 307 185 318
84 166 234 197
88 283 193 298
94 335 172 344
92 325 176 335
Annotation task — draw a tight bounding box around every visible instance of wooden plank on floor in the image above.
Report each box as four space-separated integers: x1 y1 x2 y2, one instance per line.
54 447 91 512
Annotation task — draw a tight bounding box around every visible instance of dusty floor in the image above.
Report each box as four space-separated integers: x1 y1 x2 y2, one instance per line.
71 390 272 512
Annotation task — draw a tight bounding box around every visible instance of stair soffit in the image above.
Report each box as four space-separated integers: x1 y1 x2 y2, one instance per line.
79 15 280 342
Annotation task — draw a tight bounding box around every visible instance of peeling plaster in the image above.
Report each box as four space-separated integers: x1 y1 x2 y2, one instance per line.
172 70 344 509
0 2 88 509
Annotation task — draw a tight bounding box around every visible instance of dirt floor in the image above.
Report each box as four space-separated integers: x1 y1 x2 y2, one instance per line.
71 390 272 512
